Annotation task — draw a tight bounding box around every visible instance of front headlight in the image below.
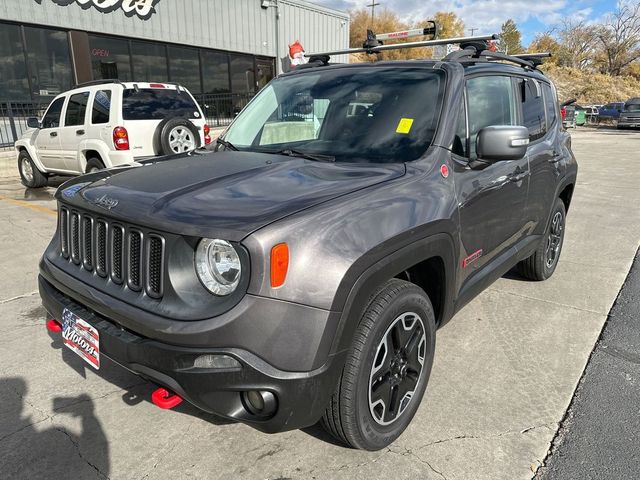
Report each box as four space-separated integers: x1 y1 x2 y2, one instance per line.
195 239 241 296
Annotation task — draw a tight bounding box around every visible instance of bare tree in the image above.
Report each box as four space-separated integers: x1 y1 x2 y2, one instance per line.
556 19 599 70
598 2 640 76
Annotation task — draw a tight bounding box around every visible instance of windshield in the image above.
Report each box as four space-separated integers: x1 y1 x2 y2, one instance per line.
625 103 640 112
224 66 445 163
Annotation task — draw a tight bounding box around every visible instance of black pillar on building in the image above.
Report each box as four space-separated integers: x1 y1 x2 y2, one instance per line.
69 30 92 85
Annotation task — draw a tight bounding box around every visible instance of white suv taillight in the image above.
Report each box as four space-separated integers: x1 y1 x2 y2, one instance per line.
113 126 130 150
204 124 212 146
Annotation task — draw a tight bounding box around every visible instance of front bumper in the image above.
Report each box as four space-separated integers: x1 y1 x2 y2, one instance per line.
39 274 346 433
618 119 640 128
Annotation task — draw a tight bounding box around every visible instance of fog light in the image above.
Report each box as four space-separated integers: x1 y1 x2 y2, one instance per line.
247 391 265 411
193 354 241 369
243 390 277 417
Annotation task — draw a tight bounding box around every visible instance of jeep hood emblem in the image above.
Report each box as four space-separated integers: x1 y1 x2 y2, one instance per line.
92 194 119 210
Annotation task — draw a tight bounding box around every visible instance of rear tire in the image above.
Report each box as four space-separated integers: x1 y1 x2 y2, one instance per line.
85 157 105 174
155 117 200 155
321 279 436 450
18 151 48 188
518 197 566 281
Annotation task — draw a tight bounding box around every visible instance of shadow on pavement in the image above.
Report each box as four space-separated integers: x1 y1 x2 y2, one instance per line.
0 377 110 479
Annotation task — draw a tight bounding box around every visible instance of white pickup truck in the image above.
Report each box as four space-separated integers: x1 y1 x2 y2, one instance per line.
15 80 211 188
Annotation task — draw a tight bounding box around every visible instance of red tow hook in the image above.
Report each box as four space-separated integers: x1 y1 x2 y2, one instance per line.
151 387 183 409
46 319 62 333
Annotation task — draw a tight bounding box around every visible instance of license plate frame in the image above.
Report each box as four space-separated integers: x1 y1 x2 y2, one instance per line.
61 308 100 370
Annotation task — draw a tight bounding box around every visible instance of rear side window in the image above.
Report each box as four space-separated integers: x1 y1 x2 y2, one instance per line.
65 92 90 126
466 76 517 159
42 97 65 129
543 83 557 130
519 78 546 141
92 90 112 124
122 88 200 120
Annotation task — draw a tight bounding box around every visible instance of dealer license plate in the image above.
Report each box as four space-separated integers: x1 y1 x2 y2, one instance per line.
62 308 100 370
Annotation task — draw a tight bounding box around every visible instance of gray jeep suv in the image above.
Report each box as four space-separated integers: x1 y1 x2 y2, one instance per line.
39 42 577 451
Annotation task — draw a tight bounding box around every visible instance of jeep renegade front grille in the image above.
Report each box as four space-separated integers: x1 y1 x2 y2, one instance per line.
59 206 165 298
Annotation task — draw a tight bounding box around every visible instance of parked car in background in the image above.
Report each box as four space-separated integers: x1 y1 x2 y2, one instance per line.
617 98 640 130
574 105 587 126
598 102 625 122
562 104 577 129
584 106 599 125
15 81 211 188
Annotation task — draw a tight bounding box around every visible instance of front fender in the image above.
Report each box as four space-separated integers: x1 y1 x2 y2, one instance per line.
329 232 457 355
15 134 47 174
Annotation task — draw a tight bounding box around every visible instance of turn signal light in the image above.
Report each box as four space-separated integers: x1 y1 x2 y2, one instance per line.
204 124 212 145
113 126 130 150
270 243 289 288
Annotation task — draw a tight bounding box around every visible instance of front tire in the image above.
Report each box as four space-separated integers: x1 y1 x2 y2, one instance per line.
18 151 48 188
518 197 566 281
321 279 436 450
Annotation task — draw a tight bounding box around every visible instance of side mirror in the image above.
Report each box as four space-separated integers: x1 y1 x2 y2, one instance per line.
477 126 530 162
27 117 40 129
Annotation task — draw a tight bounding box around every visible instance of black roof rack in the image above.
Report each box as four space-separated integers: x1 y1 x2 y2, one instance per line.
306 28 551 71
444 44 551 70
73 79 125 88
307 33 498 62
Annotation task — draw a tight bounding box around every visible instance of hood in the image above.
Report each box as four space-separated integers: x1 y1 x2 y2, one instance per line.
59 151 405 240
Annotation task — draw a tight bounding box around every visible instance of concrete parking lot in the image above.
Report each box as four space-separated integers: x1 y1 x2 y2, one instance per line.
0 128 639 480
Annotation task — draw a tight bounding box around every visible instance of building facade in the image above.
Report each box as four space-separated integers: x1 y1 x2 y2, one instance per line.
0 0 350 102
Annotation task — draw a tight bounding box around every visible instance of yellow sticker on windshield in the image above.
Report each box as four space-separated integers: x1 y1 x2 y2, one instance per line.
396 118 414 134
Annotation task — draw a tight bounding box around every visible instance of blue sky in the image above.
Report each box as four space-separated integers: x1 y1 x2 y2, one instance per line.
312 0 619 45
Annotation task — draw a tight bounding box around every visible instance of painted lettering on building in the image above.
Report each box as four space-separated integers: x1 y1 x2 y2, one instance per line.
33 0 161 20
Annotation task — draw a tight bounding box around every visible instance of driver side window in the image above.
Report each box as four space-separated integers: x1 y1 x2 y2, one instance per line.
41 97 65 129
466 76 517 159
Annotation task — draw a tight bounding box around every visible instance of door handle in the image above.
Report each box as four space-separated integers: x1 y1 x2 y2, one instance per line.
509 172 529 183
49 131 58 137
550 152 563 164
76 129 85 135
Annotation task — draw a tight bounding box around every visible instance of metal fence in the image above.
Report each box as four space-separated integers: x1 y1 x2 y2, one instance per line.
0 92 255 152
194 92 254 128
0 102 50 151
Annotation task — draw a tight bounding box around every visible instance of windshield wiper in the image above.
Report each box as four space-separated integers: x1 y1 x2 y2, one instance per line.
274 149 335 163
216 137 238 151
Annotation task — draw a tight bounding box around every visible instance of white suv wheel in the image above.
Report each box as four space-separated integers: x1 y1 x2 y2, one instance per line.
168 126 196 153
20 158 34 183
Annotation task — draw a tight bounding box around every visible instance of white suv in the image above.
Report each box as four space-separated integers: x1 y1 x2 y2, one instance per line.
15 81 211 188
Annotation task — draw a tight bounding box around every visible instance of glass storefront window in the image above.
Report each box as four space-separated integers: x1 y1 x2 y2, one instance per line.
229 54 255 94
202 51 230 94
0 23 29 100
168 46 201 94
23 26 72 99
131 41 168 83
256 59 274 90
89 34 132 81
